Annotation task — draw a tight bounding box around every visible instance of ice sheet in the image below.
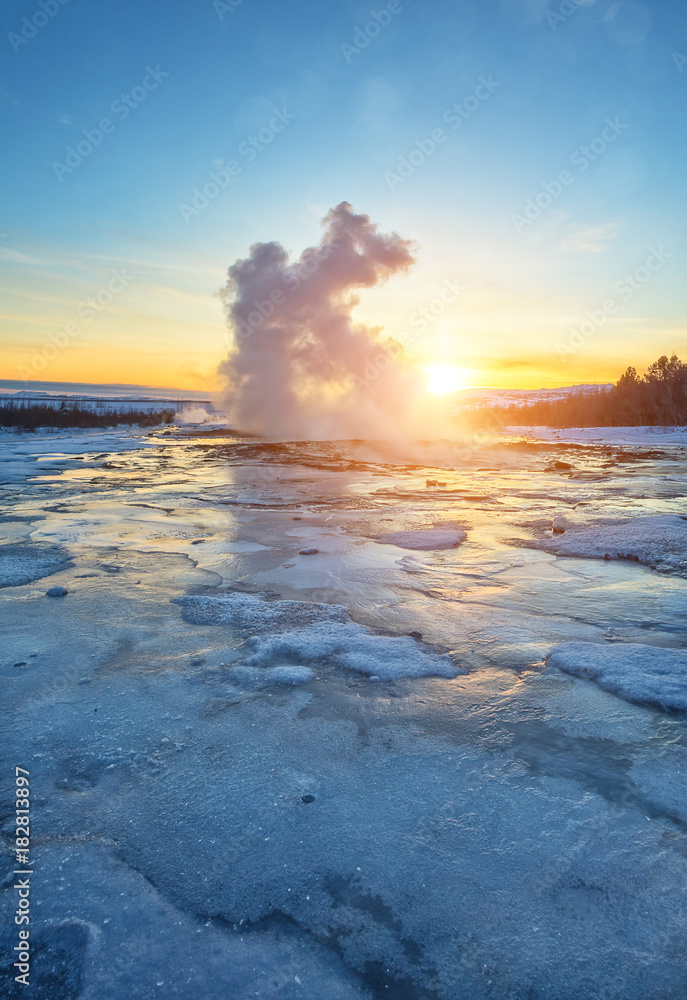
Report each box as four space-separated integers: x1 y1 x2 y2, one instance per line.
547 641 687 711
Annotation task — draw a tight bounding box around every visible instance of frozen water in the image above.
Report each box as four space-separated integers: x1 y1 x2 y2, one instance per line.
242 621 459 679
174 591 350 630
2 424 687 998
548 641 687 711
532 514 687 577
175 591 459 680
376 528 467 549
0 541 71 588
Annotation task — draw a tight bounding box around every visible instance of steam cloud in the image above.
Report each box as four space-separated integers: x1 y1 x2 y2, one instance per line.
219 202 443 439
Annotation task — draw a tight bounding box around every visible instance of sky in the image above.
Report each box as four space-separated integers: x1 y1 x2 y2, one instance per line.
1 0 686 391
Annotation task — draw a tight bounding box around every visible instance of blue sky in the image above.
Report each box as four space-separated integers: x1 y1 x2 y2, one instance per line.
2 0 686 388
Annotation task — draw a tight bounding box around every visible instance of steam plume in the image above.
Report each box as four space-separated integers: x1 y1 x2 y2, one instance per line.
220 202 442 439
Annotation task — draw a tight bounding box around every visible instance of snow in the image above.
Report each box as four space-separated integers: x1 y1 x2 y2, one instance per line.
507 425 687 446
376 527 467 549
0 541 71 588
241 622 458 679
175 591 459 680
175 592 350 630
532 514 687 577
548 642 687 711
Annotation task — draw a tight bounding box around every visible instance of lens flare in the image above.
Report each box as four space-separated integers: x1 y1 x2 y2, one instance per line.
423 364 471 394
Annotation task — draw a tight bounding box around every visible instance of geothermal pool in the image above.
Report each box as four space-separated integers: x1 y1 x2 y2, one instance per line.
1 425 687 999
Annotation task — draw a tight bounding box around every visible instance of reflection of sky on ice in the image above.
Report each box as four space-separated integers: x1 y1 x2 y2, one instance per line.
2 424 687 998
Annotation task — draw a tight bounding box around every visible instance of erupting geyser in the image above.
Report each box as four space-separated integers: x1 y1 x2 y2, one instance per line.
219 202 447 440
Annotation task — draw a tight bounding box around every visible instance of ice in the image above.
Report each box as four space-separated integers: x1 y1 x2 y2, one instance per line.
7 665 687 1000
532 514 687 576
506 425 687 446
4 424 687 998
0 842 370 1000
376 528 467 549
547 642 687 711
0 541 71 588
227 664 317 686
174 591 350 630
242 622 458 679
175 591 460 680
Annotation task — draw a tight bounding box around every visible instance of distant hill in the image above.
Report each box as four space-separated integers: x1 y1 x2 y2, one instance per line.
0 379 215 401
449 384 612 411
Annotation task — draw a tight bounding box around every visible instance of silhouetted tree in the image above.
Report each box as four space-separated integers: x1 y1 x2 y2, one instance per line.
472 354 687 428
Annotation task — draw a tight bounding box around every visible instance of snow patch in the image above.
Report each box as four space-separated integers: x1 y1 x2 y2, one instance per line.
174 591 459 681
242 622 458 679
0 542 71 588
505 425 687 446
547 642 687 712
532 514 687 577
174 592 349 630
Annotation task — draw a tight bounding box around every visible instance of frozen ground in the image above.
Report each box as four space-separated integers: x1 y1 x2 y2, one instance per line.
1 425 687 999
507 425 687 446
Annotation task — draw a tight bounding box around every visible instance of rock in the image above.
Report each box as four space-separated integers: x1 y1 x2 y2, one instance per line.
552 515 570 534
301 794 316 804
298 547 319 556
14 661 28 667
46 586 69 597
408 631 423 640
545 460 573 472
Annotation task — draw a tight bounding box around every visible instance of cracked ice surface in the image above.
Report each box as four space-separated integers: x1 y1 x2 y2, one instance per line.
2 426 687 999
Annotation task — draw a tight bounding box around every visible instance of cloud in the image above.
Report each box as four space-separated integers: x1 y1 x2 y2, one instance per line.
559 222 618 253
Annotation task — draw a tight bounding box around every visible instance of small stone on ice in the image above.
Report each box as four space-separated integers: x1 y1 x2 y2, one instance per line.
46 586 69 597
298 547 319 555
301 794 316 803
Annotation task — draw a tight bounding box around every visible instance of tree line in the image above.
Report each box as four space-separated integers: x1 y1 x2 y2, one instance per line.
476 354 687 428
0 402 176 431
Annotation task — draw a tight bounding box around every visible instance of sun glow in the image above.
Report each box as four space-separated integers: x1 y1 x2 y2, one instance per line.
423 364 471 394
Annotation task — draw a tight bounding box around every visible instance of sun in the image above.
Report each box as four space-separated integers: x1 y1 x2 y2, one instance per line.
423 364 471 394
